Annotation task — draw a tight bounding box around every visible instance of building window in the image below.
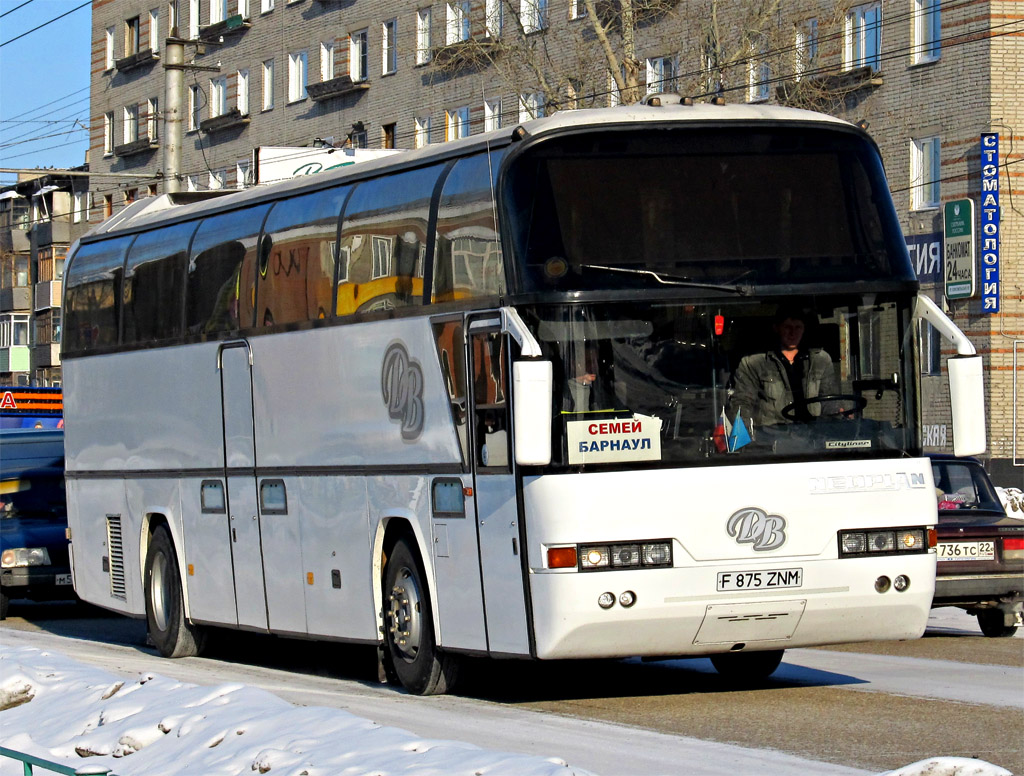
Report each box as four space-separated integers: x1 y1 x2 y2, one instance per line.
320 41 335 81
125 188 137 205
383 122 396 148
446 106 469 140
485 0 501 36
288 51 308 102
149 8 159 51
350 30 368 82
910 136 941 210
795 18 818 79
186 175 199 192
209 169 226 190
261 0 273 12
645 55 676 94
913 0 941 63
569 0 584 19
105 26 115 69
484 97 501 132
123 104 139 143
147 97 159 140
414 115 431 148
210 0 226 24
519 92 544 121
103 111 114 154
148 184 158 197
72 192 86 223
168 0 178 33
236 69 249 114
262 59 275 109
103 194 113 218
845 3 882 71
521 0 547 33
189 0 199 38
125 16 140 56
746 43 770 102
189 85 202 130
416 8 432 64
446 1 469 44
210 76 227 117
607 70 620 107
0 315 30 347
382 19 397 74
237 0 248 18
236 159 250 188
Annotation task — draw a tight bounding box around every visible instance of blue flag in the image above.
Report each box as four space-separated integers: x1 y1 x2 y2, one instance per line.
728 410 751 452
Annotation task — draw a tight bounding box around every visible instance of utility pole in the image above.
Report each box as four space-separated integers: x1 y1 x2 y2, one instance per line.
163 35 186 194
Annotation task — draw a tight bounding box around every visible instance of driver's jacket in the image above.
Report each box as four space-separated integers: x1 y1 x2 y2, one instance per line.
728 348 839 427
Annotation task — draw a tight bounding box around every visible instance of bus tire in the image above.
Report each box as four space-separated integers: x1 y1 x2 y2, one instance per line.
383 536 459 695
710 649 784 682
144 524 206 658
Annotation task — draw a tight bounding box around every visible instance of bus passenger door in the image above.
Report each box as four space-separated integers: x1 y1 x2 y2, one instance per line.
219 342 269 631
467 320 531 656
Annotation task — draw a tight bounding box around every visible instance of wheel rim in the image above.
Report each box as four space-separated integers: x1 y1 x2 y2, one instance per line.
387 565 423 662
150 550 171 633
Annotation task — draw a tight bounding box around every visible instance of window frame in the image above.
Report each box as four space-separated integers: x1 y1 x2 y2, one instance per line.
287 50 308 103
845 2 882 71
262 58 275 110
910 135 941 211
416 7 432 65
350 29 368 82
913 0 941 64
382 19 397 74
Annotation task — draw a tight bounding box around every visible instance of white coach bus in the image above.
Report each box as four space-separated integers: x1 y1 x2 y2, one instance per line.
61 101 985 695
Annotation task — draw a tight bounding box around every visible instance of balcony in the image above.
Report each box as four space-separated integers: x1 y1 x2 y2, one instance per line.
32 343 60 368
432 38 500 70
115 48 159 72
0 287 31 313
114 137 159 158
34 281 62 311
30 220 69 248
198 14 250 42
775 65 883 106
0 345 30 373
306 75 369 102
199 108 250 134
0 228 30 253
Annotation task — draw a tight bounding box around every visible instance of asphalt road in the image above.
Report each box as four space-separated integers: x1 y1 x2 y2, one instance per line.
2 600 1022 774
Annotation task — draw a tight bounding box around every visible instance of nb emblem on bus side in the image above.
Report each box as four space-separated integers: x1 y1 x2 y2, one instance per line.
727 507 787 551
381 342 424 441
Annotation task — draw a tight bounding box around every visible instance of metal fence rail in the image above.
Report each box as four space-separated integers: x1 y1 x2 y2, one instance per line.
0 745 115 775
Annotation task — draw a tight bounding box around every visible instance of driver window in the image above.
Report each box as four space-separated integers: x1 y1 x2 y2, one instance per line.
470 330 510 471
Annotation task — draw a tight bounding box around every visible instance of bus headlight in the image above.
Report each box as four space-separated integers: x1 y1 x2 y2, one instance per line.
838 527 930 558
1 547 52 568
578 541 672 571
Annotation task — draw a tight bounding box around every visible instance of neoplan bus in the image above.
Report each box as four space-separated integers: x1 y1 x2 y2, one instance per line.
61 101 986 695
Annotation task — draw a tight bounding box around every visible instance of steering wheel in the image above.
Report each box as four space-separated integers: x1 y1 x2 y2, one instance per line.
781 394 868 421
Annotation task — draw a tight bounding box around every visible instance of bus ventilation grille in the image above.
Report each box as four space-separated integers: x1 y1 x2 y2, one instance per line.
106 515 127 600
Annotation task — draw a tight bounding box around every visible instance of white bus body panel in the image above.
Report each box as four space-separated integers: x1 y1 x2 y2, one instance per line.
523 459 936 659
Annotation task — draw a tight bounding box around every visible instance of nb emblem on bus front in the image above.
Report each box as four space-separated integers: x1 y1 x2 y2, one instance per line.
381 342 425 441
727 507 787 551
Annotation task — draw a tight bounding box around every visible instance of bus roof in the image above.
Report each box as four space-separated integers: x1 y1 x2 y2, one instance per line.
79 102 855 244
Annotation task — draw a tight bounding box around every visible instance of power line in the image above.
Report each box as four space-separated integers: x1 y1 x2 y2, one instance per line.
0 0 37 19
1 87 89 123
0 0 90 48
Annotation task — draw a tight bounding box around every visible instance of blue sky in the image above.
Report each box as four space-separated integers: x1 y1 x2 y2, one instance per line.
0 0 91 186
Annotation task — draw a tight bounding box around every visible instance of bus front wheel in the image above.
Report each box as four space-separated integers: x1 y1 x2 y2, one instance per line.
710 649 785 682
383 536 459 695
144 524 206 658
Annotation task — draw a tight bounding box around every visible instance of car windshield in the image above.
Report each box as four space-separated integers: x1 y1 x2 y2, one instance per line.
0 474 67 519
931 460 1004 512
519 294 919 471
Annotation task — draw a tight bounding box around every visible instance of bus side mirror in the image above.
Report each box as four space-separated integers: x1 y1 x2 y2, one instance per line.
513 360 552 466
948 354 986 457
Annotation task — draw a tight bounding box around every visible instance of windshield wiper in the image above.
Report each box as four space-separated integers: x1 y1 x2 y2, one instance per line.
580 264 751 295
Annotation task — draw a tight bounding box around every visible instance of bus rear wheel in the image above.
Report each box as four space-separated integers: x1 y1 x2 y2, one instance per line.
144 524 206 658
383 536 459 695
710 649 785 682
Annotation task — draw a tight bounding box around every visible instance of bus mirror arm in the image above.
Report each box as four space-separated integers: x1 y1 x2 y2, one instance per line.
915 294 986 457
501 307 543 358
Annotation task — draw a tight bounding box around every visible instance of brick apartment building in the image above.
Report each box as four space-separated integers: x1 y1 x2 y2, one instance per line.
70 0 1024 483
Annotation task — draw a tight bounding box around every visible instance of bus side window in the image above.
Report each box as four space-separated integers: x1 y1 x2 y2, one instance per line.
258 186 349 327
122 221 195 346
186 205 271 336
433 151 506 305
338 165 445 317
63 236 132 355
471 331 509 470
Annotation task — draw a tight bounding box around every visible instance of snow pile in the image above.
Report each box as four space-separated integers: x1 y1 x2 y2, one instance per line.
0 646 591 776
882 760 1013 776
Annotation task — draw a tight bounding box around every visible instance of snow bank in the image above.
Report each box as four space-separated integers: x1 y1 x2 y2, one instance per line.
0 646 1012 776
0 646 591 776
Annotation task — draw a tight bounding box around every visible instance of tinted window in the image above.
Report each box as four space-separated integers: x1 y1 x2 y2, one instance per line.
338 165 444 316
433 151 506 304
186 205 271 335
258 187 349 327
63 237 131 354
123 222 196 345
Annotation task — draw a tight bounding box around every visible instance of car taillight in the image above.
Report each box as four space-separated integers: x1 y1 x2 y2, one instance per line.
1003 537 1024 562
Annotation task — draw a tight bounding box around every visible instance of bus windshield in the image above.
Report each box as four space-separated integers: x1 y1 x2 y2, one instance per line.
521 295 918 470
505 126 915 292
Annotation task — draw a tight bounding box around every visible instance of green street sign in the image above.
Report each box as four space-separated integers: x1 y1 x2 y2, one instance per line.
943 198 975 299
